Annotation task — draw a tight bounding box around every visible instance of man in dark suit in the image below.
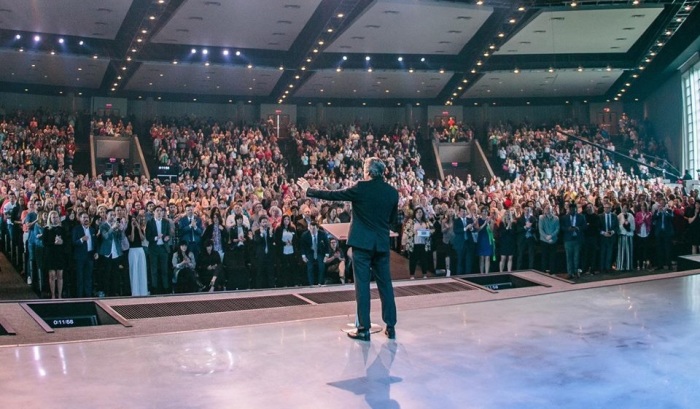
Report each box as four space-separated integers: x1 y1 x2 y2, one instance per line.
146 206 172 294
560 202 586 279
300 221 330 286
452 207 476 275
298 157 398 341
252 215 276 288
72 212 98 297
178 204 203 258
599 203 619 274
653 199 675 269
515 206 538 270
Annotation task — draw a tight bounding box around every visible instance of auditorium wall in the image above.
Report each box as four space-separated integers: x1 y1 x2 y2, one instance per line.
643 70 683 170
0 91 89 113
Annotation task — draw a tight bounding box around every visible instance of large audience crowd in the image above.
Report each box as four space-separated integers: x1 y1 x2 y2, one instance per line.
0 108 696 300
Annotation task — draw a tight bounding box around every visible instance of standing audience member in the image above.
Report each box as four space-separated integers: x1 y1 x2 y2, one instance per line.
516 206 538 270
403 207 433 279
275 215 299 286
127 213 148 296
98 209 124 296
253 215 276 288
476 207 495 274
146 206 172 294
301 221 329 285
42 211 66 299
72 212 98 297
560 202 585 279
539 204 560 274
599 203 619 274
498 209 516 273
617 204 635 272
653 199 674 270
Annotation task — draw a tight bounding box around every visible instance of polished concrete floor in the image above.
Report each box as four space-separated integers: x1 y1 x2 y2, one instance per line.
1 274 699 409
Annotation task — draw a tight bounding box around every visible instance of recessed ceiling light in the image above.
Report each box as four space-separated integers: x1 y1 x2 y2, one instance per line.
15 34 21 40
136 38 143 43
191 48 196 54
58 38 64 44
498 33 505 38
202 48 208 55
439 69 445 74
313 49 318 53
398 57 403 62
518 6 525 11
142 29 148 34
248 64 253 69
279 65 284 70
368 67 373 72
570 2 577 7
336 67 341 72
318 40 324 45
34 35 41 42
365 56 371 61
327 28 333 33
342 56 348 61
509 18 516 24
409 68 414 73
149 15 156 20
337 13 344 18
79 40 84 46
223 50 229 56
420 57 425 62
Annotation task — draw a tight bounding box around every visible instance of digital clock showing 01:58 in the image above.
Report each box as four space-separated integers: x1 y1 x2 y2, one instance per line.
44 315 99 328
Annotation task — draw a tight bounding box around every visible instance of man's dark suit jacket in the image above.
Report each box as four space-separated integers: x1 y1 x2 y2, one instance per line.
307 178 398 252
146 218 172 252
72 224 98 259
300 229 330 261
560 213 587 242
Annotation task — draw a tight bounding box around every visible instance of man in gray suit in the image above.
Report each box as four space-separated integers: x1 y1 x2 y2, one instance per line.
298 157 398 341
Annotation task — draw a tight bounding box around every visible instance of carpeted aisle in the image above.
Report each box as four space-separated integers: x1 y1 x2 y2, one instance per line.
0 253 38 301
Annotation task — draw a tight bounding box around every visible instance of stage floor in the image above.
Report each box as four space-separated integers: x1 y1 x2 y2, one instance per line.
1 273 699 408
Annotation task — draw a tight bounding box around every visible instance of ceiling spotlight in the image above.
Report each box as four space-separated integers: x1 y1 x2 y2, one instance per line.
420 57 426 62
498 33 505 38
409 68 414 73
476 0 483 4
336 67 341 72
606 66 612 71
570 2 577 7
548 67 555 73
509 18 516 24
577 66 583 72
247 64 253 69
279 65 284 70
306 58 312 62
318 40 324 45
514 68 520 74
439 69 445 74
483 52 489 57
149 15 156 20
136 38 143 43
79 40 84 46
398 56 403 62
301 66 306 70
93 55 98 59
471 69 477 74
173 60 178 64
126 56 131 61
34 35 41 42
295 75 300 79
632 0 639 4
236 51 241 56
191 48 196 54
289 84 294 88
365 56 371 61
518 6 525 11
327 28 333 33
50 50 55 55
337 13 344 18
342 55 348 61
489 45 495 50
657 42 663 47
223 50 229 56
202 49 208 55
476 61 482 66
58 38 64 44
368 67 373 72
132 48 137 53
313 49 318 53
204 61 210 66
665 30 672 35
463 79 468 83
142 29 148 34
14 34 21 40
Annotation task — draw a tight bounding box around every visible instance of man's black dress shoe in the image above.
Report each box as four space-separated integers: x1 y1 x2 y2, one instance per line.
347 329 370 341
385 326 395 339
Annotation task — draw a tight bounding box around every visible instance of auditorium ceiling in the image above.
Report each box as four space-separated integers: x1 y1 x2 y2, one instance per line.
0 0 697 106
